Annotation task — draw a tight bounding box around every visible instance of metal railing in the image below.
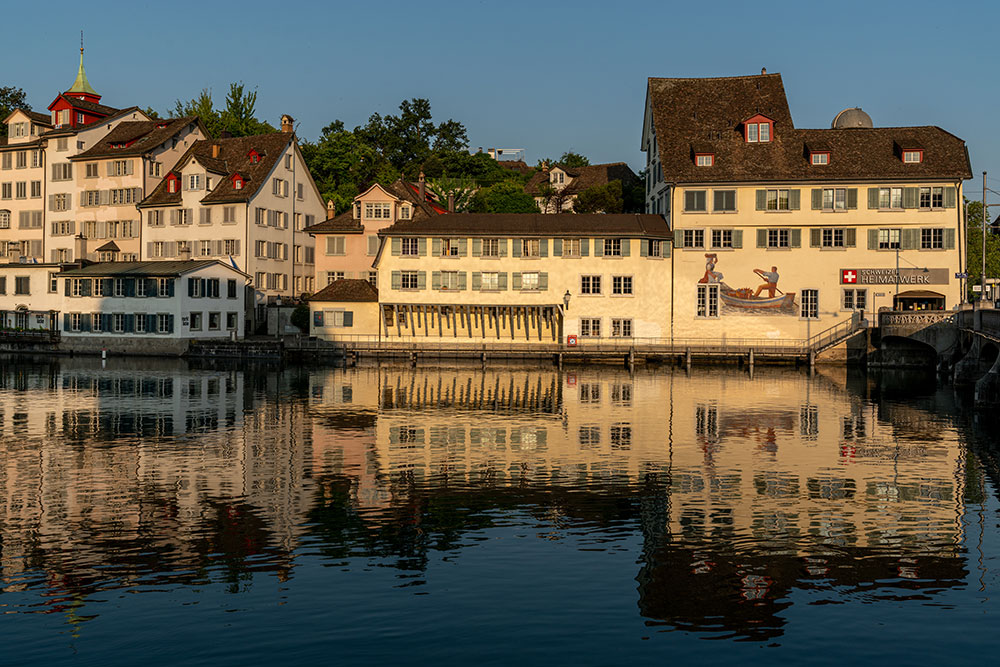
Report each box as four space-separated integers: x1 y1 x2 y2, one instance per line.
0 328 61 342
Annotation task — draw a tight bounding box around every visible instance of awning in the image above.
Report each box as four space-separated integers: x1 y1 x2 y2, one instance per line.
895 290 944 299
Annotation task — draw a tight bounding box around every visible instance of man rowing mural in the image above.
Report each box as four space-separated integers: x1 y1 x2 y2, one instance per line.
700 255 797 314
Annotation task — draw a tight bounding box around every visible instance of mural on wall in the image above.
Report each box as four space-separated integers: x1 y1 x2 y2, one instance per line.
699 254 797 315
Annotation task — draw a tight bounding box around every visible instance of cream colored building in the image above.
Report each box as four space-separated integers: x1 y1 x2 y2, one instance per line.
0 110 49 261
308 278 380 341
138 121 324 301
372 213 673 343
67 116 207 262
642 73 971 342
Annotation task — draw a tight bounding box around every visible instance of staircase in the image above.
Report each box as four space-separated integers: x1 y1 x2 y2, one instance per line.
805 312 866 355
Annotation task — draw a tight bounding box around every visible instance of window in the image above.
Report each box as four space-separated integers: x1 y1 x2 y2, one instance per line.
157 278 171 297
157 314 170 333
326 271 345 284
766 189 790 211
580 318 601 338
521 239 540 257
581 275 601 295
52 163 73 181
843 288 867 311
135 313 147 333
767 229 790 248
227 312 238 330
113 278 126 297
811 152 829 165
365 202 391 219
682 229 705 248
92 312 104 332
713 190 736 212
30 181 41 198
223 206 236 223
49 273 58 293
746 121 772 143
918 187 944 209
562 239 581 257
440 271 462 290
603 239 622 256
401 238 419 256
697 284 719 318
190 312 203 331
711 229 733 249
822 228 845 248
921 228 944 249
481 272 500 290
878 228 900 250
399 204 410 219
611 319 633 337
579 426 600 446
878 187 903 210
400 271 419 290
71 278 87 297
15 182 26 199
1 184 9 199
441 238 459 257
325 236 346 256
695 154 713 167
0 210 8 228
86 163 99 178
112 313 125 333
903 150 922 163
233 177 243 190
70 313 82 332
14 276 29 295
297 183 304 200
684 190 707 212
519 272 539 290
647 239 665 257
610 424 632 449
800 289 819 319
822 188 847 211
482 238 500 257
16 152 26 168
199 208 212 225
612 275 633 295
94 279 106 296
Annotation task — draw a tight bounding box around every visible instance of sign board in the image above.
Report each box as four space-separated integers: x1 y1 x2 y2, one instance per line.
956 272 969 279
567 373 577 387
841 268 949 285
567 335 578 346
973 285 983 292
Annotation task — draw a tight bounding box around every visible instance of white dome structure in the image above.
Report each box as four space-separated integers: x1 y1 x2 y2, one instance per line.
832 107 873 129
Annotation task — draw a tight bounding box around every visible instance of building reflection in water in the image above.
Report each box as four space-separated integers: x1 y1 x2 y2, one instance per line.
0 356 973 640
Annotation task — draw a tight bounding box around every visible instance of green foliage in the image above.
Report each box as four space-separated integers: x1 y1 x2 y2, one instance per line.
469 181 539 213
574 181 624 214
171 83 275 138
964 197 1000 300
0 86 28 139
427 177 476 212
558 151 589 168
142 106 161 120
622 173 646 214
290 304 311 332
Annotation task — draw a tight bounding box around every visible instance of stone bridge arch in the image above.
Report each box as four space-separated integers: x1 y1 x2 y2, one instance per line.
874 311 958 368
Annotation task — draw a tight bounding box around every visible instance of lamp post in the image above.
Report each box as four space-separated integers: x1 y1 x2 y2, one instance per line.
562 290 571 311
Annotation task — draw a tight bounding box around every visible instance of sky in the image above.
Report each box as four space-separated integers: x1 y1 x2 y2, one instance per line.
9 0 1000 206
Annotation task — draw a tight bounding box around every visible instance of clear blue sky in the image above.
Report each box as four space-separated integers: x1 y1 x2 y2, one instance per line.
10 0 1000 205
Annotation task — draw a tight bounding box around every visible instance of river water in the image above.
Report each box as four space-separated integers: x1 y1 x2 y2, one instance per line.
1 356 999 664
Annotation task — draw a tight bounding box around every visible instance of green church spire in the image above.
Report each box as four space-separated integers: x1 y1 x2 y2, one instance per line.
67 32 97 96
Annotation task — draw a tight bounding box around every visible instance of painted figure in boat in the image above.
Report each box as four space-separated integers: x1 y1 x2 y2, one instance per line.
704 256 798 314
753 267 780 298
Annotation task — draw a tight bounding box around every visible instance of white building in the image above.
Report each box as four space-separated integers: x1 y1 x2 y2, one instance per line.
138 117 325 305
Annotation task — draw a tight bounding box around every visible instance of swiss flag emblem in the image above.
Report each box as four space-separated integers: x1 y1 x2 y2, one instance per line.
841 269 857 284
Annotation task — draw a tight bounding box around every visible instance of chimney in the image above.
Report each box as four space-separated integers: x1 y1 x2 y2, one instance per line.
178 243 192 261
541 160 549 171
74 233 87 262
448 192 455 213
211 143 220 159
418 171 425 201
761 67 767 75
327 199 336 218
281 114 294 134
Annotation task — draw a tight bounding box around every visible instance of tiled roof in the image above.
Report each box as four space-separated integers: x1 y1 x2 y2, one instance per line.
58 260 227 277
380 213 671 238
139 132 295 207
40 106 143 138
308 278 378 303
303 211 364 234
70 117 200 160
60 95 120 117
524 162 640 196
647 73 972 183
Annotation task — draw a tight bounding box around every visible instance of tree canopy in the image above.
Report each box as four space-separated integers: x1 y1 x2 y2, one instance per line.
965 198 1000 300
0 86 28 139
468 181 539 214
171 82 275 138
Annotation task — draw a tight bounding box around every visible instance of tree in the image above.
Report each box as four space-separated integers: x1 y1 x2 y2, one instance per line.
220 82 275 137
142 106 161 120
964 197 1000 300
536 181 573 213
558 151 589 168
469 181 539 213
290 304 311 332
427 177 476 212
0 86 28 139
573 181 624 214
172 88 222 136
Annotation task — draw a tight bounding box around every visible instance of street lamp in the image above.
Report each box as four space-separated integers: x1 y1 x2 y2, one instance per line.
562 290 571 311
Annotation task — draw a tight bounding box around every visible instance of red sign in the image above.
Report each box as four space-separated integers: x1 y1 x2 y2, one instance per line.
841 269 858 284
567 373 577 386
567 335 578 346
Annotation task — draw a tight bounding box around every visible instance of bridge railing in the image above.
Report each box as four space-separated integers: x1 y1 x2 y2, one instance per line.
982 309 1000 338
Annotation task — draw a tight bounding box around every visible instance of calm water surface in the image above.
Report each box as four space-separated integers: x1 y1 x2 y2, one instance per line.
1 356 999 664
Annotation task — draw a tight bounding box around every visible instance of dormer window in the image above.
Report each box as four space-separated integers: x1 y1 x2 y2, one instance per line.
695 154 714 167
354 203 361 219
811 152 829 165
234 177 243 190
247 149 260 164
903 150 923 164
166 173 179 194
400 204 411 220
550 171 565 184
744 114 774 143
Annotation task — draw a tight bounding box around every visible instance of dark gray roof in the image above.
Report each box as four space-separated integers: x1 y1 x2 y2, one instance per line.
380 213 672 238
308 279 378 303
58 260 235 277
